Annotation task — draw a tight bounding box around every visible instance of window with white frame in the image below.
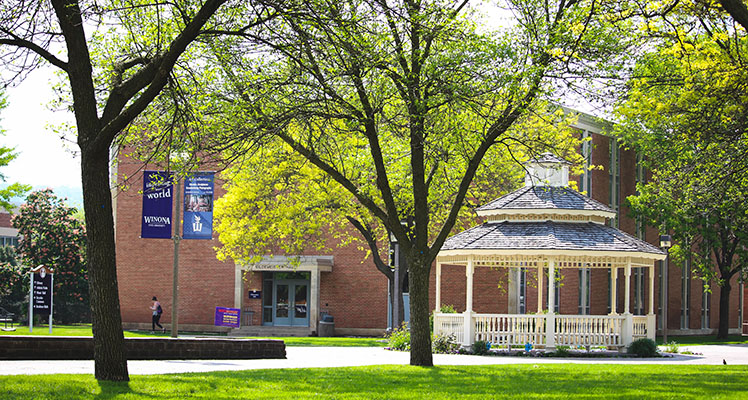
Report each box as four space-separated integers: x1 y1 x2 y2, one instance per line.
581 130 592 196
701 282 710 329
519 268 527 314
681 258 691 329
633 267 646 315
608 138 620 228
578 268 591 315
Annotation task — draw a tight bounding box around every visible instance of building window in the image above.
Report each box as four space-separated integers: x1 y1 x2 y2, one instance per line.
701 282 711 329
608 138 620 228
581 130 592 196
635 153 646 239
681 258 691 329
658 261 663 329
633 267 646 315
554 277 560 313
519 268 527 314
0 236 18 247
578 268 590 315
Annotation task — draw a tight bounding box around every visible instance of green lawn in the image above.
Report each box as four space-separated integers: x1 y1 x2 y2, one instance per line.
0 324 386 346
656 335 748 346
1 364 746 399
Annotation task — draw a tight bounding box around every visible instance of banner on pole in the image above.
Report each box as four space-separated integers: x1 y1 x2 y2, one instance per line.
141 171 174 239
183 172 214 240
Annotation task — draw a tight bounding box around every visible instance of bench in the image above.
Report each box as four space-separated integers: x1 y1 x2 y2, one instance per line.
0 307 15 331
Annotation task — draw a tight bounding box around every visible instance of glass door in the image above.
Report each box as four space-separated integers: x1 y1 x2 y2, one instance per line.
272 273 310 327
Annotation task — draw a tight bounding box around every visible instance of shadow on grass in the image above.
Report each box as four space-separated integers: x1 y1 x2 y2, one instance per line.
2 365 748 399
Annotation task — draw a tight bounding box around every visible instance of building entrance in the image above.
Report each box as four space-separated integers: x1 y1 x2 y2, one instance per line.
263 272 310 327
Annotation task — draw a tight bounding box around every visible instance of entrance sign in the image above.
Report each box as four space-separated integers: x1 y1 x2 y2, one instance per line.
141 171 174 239
183 172 214 239
28 265 54 333
214 307 241 328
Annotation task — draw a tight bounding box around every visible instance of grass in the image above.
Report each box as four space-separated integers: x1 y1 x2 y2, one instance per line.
1 364 747 399
656 335 748 346
0 324 386 346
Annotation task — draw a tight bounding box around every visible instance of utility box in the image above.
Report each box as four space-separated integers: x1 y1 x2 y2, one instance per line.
318 314 335 337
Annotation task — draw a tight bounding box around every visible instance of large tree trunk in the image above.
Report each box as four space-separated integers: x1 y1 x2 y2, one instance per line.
717 280 732 339
408 254 433 366
81 149 129 381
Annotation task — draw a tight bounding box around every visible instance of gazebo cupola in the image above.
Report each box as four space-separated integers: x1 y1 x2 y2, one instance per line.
524 152 571 187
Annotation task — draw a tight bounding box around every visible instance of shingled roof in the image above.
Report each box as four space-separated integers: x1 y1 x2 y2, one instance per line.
526 152 572 165
441 221 666 255
476 186 615 214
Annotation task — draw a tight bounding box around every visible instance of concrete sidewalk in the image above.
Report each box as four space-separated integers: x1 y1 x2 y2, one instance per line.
2 344 747 376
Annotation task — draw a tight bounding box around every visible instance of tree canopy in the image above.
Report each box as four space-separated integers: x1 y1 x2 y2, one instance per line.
197 0 627 365
614 0 748 338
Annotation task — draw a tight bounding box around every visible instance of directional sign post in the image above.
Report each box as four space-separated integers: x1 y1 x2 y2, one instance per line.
29 265 54 334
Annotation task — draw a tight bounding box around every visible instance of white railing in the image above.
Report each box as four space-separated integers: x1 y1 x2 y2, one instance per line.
632 315 648 340
474 314 546 346
555 315 624 347
433 313 464 344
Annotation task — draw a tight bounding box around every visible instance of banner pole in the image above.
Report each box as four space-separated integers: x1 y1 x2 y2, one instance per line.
171 178 182 338
49 272 54 334
28 272 33 333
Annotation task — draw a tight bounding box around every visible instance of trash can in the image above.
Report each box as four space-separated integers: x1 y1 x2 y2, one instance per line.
242 308 254 326
318 314 335 337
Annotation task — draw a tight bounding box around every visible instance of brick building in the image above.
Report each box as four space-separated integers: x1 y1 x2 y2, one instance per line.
114 110 746 336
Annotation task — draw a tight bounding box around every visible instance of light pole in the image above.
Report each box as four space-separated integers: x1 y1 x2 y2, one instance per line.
171 177 182 338
659 234 671 344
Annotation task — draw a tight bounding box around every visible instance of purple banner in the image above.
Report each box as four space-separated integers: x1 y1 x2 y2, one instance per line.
214 307 241 328
141 171 174 239
183 172 214 240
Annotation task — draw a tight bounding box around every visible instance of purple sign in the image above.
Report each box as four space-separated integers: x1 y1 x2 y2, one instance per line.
141 171 174 239
214 307 241 328
32 272 52 314
183 172 214 240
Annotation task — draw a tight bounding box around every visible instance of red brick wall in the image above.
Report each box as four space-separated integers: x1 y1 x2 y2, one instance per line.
0 212 12 228
116 151 389 330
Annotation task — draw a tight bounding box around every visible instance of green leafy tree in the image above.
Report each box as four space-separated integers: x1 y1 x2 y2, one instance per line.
0 245 27 316
614 0 748 338
0 0 251 380
0 91 31 210
203 0 627 365
12 189 89 324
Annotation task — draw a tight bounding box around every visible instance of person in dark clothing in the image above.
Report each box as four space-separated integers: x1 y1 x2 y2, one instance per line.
150 296 165 333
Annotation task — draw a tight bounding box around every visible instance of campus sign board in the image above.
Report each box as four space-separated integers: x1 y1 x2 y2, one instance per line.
214 307 241 328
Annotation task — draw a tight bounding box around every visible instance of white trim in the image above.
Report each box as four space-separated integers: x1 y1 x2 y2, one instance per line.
476 208 616 220
438 249 666 261
238 255 334 272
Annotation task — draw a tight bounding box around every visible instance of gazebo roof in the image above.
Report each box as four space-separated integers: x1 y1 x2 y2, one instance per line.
440 221 666 257
526 152 572 165
475 186 615 217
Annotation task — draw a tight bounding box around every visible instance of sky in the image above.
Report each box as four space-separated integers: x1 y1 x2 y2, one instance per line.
1 66 83 207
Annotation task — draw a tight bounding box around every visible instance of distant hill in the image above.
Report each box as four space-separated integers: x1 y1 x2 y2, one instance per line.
0 184 83 209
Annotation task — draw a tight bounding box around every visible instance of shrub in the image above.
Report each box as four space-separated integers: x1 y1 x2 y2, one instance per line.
665 341 680 354
471 340 490 355
628 338 659 357
432 333 460 354
386 322 410 351
552 346 570 357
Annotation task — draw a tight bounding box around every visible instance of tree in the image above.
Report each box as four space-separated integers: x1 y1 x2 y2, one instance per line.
12 189 89 323
0 0 239 380
0 245 27 316
0 91 30 210
202 0 625 365
614 0 748 339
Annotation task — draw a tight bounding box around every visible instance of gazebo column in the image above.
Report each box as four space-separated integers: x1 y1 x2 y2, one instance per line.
647 264 656 340
545 258 556 350
435 262 442 313
610 267 618 315
463 257 475 347
537 266 543 314
622 260 634 347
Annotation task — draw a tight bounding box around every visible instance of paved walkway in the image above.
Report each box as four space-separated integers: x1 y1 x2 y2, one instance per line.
2 344 747 375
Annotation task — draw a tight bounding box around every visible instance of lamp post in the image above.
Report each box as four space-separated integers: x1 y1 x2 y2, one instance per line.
659 234 671 344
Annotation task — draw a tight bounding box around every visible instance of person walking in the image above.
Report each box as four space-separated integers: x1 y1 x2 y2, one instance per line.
150 296 165 333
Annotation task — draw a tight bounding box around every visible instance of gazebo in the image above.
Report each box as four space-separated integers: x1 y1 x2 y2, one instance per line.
433 153 667 350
